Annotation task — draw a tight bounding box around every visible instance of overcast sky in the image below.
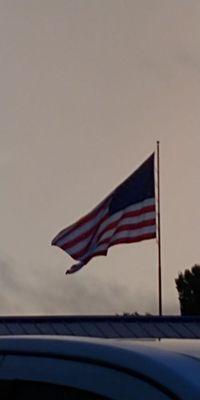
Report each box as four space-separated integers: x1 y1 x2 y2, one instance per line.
0 0 200 315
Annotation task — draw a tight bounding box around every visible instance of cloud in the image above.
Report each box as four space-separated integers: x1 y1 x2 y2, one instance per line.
0 255 164 315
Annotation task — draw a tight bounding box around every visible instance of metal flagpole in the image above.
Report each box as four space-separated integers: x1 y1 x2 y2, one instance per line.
156 141 162 316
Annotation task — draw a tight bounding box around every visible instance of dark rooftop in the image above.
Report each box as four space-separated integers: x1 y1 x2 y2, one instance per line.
0 315 199 339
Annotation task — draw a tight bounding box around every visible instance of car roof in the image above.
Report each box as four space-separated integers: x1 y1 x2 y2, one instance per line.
0 335 198 361
141 338 200 359
1 337 200 399
0 335 198 358
0 336 200 394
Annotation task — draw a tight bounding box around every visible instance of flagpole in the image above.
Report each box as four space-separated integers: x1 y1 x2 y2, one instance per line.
156 140 162 316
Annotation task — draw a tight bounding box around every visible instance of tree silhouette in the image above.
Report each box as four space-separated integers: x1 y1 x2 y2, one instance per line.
175 264 200 315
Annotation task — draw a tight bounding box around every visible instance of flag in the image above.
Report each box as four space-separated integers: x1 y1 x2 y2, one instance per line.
52 153 156 274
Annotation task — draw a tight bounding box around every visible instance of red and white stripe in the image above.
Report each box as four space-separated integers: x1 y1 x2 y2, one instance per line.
52 196 156 274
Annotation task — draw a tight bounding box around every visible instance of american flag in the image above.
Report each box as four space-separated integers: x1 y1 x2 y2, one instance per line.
52 153 156 274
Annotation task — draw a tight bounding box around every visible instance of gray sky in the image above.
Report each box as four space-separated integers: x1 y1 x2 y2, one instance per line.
0 0 200 315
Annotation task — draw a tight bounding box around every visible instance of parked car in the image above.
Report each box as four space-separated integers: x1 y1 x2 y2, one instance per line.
0 336 199 399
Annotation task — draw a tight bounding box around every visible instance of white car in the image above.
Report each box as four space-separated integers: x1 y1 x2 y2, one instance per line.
0 336 199 399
